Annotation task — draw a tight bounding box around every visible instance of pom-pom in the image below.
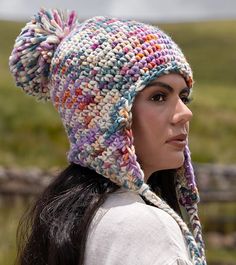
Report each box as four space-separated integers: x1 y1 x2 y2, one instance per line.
9 8 78 100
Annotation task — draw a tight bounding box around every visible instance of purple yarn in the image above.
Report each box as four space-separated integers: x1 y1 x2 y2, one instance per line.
184 145 197 187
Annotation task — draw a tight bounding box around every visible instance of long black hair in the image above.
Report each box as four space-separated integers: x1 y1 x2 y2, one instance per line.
16 163 181 265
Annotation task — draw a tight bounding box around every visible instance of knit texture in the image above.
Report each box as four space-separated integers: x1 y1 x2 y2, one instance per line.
9 8 206 264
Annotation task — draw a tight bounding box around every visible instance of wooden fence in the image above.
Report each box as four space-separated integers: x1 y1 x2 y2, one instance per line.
0 163 235 202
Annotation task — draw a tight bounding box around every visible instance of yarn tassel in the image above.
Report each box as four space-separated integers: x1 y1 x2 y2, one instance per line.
138 183 207 265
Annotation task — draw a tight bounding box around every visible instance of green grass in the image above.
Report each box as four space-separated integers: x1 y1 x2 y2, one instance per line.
200 203 236 264
160 20 236 87
206 248 236 265
199 202 236 234
0 198 28 265
0 82 68 168
189 83 236 163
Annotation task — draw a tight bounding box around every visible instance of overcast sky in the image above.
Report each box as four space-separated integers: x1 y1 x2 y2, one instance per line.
1 0 236 22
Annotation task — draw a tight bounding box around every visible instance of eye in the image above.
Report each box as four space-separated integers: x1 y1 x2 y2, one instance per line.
151 93 167 102
181 96 193 105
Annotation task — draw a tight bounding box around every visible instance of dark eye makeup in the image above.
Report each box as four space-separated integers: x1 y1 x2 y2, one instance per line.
180 95 193 104
150 91 193 105
150 93 167 102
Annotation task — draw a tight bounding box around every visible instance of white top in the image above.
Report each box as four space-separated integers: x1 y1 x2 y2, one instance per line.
84 187 193 265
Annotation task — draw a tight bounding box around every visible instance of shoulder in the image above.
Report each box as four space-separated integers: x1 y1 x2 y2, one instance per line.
96 193 184 247
84 189 192 265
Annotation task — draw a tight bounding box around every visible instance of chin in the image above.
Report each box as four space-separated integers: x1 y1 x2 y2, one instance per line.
162 152 185 170
172 152 185 168
147 151 185 172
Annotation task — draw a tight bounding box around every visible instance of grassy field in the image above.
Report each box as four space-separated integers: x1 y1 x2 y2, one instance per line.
0 19 236 265
0 198 27 265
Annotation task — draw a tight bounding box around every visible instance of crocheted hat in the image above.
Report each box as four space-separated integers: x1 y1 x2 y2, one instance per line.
9 9 206 264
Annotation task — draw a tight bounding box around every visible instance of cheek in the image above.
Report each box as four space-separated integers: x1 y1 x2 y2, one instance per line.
186 122 190 133
131 104 166 153
136 105 167 135
132 104 153 136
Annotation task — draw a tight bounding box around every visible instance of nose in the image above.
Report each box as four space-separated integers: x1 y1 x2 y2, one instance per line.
171 98 193 125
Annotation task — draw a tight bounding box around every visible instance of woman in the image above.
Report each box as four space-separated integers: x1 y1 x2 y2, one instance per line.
9 8 207 265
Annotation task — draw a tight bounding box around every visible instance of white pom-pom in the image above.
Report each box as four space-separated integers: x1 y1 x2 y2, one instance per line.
9 8 78 101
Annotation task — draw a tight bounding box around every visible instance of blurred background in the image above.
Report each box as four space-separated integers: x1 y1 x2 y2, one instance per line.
0 0 236 264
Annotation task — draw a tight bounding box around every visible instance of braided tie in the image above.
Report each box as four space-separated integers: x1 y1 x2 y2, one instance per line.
139 183 207 265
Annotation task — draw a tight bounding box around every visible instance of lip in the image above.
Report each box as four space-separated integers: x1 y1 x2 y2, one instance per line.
166 134 187 149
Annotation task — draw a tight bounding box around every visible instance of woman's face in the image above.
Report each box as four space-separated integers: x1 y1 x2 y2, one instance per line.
131 73 193 181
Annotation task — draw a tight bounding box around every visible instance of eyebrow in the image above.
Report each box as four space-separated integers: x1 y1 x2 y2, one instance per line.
145 81 190 94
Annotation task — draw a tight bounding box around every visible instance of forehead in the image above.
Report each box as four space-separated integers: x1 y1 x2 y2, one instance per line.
140 73 189 93
148 73 187 87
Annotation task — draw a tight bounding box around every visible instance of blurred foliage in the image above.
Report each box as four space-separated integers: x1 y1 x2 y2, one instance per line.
0 21 68 168
0 20 236 168
199 202 236 234
0 198 26 265
161 21 236 87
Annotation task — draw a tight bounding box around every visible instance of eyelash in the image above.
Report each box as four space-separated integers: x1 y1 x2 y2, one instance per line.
151 93 193 105
182 96 193 104
151 93 167 102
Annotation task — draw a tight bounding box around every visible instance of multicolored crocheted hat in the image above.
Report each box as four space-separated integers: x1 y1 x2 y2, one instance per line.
9 9 206 264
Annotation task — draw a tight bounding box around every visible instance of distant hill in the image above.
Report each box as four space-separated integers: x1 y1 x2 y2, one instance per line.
1 0 236 22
